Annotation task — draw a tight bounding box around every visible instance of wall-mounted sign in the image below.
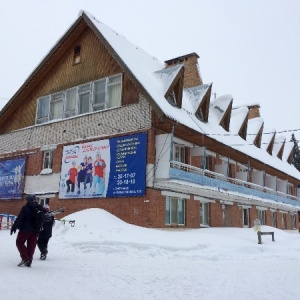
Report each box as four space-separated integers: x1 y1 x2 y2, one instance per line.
59 132 147 199
0 158 26 199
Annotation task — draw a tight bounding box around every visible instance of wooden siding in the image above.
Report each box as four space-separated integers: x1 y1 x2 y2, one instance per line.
0 26 139 133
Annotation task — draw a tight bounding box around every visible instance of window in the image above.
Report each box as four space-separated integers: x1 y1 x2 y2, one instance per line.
73 45 81 64
65 88 77 118
165 196 185 225
37 197 49 206
282 213 287 229
243 208 249 227
107 74 122 108
43 150 53 169
93 79 106 111
200 202 209 226
50 93 64 120
290 214 296 229
36 74 122 124
173 143 185 163
258 210 266 225
78 83 91 114
36 96 50 124
272 211 277 228
167 90 177 106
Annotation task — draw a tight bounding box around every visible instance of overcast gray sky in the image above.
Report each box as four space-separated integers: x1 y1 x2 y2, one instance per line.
1 0 299 141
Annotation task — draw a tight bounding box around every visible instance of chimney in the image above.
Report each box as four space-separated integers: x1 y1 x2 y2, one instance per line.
247 104 261 119
164 53 203 88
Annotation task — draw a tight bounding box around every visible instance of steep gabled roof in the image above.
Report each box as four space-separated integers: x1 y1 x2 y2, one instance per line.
210 95 233 131
282 141 294 163
230 107 249 140
261 128 276 154
273 136 286 159
247 117 264 147
186 83 212 122
1 10 299 180
155 64 185 108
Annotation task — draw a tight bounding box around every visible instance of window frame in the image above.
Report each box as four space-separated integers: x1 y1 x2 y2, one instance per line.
43 150 53 170
165 196 185 226
242 208 250 227
200 202 210 227
36 74 122 125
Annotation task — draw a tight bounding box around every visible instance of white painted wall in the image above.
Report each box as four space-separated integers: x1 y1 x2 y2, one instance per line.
215 164 228 176
155 134 172 179
24 173 61 194
265 175 277 190
252 171 264 186
236 171 248 182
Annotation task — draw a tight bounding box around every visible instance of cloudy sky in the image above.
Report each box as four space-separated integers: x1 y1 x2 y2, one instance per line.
1 0 299 141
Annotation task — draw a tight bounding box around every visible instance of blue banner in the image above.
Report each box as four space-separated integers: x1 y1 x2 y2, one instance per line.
0 158 26 199
59 132 147 199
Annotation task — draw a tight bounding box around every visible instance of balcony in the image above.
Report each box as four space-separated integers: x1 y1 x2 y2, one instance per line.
155 160 300 210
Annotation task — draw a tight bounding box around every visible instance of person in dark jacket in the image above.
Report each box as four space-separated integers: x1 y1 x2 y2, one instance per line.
10 194 47 267
37 204 54 260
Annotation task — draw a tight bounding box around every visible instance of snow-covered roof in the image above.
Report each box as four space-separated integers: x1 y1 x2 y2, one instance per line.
3 10 300 181
43 10 300 180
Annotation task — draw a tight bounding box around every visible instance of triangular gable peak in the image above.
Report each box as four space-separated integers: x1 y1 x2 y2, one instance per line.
155 64 185 108
230 107 249 140
261 128 276 155
282 140 294 164
273 135 286 159
186 83 212 122
210 95 233 131
246 118 264 148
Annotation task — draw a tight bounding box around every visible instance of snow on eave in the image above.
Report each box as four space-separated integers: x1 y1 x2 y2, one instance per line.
230 107 248 134
273 135 286 157
282 141 294 162
261 127 276 150
185 83 212 113
209 95 233 123
154 64 184 95
246 117 264 143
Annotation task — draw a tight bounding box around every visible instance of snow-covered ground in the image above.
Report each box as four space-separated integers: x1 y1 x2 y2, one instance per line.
1 208 300 300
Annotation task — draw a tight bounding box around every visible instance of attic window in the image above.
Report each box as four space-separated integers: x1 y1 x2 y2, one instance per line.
167 90 177 106
73 45 81 64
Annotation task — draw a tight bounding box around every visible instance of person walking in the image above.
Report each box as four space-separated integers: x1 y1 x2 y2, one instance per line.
10 194 47 267
37 204 55 260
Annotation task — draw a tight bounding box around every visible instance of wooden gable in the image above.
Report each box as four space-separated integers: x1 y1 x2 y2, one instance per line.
238 112 249 140
219 101 233 132
195 84 211 122
0 12 162 134
253 124 264 148
266 132 276 155
164 67 184 108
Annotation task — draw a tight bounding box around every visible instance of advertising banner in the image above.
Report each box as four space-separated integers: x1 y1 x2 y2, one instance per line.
0 158 26 199
59 132 147 199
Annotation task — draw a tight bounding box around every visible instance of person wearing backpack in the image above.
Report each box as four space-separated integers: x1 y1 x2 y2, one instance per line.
10 194 47 267
37 204 55 260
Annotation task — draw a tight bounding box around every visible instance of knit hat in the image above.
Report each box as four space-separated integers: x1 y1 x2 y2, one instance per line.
26 194 37 202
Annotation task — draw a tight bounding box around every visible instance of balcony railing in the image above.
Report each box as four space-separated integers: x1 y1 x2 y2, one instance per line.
170 160 300 202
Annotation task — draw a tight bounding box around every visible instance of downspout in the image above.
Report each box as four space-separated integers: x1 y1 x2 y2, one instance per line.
202 146 207 169
247 160 250 182
170 126 175 163
227 157 230 177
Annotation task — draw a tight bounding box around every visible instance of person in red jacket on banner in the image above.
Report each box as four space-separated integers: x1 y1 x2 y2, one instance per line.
93 151 106 196
66 160 78 193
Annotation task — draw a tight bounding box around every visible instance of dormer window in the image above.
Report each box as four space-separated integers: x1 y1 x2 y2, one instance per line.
73 45 81 64
167 90 177 106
